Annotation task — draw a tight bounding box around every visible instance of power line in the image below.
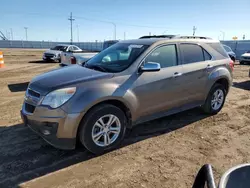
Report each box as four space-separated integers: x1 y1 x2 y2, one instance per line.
68 12 75 44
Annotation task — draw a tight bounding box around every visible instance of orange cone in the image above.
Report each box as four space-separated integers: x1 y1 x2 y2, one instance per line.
0 51 4 68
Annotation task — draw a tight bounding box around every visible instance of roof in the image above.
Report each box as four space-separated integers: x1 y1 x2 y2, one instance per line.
121 37 219 46
56 44 71 46
121 38 165 45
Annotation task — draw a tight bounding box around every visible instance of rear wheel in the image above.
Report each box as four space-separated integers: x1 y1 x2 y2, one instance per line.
202 83 226 114
78 104 127 154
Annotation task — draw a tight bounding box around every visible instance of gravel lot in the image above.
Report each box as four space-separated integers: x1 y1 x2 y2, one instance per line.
0 48 249 188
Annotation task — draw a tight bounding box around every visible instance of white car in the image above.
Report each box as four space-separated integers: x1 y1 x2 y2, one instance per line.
240 50 250 65
43 44 82 63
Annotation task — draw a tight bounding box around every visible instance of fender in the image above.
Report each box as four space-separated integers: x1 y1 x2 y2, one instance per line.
205 66 232 95
62 81 139 121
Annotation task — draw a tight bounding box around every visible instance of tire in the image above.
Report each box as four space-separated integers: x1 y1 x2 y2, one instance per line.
202 83 226 115
78 104 127 154
240 61 244 65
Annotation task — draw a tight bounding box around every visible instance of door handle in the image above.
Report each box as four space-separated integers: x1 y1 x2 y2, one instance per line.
173 72 182 78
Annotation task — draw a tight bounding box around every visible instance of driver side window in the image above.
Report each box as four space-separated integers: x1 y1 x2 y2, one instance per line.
145 45 178 68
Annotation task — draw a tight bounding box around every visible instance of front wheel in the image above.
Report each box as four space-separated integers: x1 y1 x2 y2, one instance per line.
78 104 127 154
202 83 226 114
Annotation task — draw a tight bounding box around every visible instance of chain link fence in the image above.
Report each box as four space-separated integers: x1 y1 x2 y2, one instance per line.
1 40 250 59
0 40 104 51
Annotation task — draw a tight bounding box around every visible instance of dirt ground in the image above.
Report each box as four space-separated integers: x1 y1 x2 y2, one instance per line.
0 48 249 188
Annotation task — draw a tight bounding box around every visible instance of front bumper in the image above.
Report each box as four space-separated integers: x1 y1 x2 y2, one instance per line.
21 103 83 150
240 57 250 62
43 55 60 61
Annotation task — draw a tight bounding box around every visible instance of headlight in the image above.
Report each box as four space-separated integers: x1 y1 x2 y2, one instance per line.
41 87 76 108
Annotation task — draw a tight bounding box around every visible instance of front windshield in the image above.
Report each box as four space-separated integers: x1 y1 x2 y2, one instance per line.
85 43 149 73
51 46 68 51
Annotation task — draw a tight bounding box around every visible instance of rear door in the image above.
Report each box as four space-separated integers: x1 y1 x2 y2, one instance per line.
179 43 212 104
132 44 185 117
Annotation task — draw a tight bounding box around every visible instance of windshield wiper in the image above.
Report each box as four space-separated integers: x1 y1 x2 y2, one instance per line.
85 64 107 72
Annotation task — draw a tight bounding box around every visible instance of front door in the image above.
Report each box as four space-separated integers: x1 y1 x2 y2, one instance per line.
131 44 185 119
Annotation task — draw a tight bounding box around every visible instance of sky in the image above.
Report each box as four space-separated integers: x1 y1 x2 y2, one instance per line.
1 0 250 42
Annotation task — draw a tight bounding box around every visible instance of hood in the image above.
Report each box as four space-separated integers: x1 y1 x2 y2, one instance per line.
29 65 113 95
44 49 62 55
241 53 250 57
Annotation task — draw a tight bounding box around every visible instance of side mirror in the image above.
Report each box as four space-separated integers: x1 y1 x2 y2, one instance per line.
192 163 250 188
140 62 161 72
219 164 250 188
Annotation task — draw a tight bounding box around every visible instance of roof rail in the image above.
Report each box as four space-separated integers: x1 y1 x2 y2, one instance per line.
174 36 212 39
139 35 177 39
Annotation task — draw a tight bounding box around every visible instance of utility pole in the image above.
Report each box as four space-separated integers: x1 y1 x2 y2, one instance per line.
24 27 28 41
149 32 151 36
10 28 13 40
192 26 197 36
124 32 126 40
68 12 75 44
220 31 225 41
243 34 245 40
76 24 79 43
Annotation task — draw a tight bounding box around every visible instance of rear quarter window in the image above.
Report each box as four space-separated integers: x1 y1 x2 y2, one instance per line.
208 43 228 57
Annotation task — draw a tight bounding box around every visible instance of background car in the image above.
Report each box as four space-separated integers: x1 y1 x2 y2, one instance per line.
42 44 82 63
60 40 119 66
240 50 250 65
223 44 236 62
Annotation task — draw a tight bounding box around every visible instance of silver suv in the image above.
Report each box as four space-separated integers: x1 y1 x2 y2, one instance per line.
21 36 234 154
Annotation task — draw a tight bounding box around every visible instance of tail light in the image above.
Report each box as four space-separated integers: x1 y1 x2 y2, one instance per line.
229 60 234 71
71 56 76 64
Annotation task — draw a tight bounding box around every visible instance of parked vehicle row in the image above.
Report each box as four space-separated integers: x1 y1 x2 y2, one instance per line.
21 35 233 154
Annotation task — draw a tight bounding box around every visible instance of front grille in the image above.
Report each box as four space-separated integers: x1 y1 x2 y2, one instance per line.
25 103 36 113
28 89 40 98
244 56 250 60
44 53 55 58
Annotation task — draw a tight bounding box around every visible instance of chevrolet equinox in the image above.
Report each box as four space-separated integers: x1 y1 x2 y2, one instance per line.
21 36 234 154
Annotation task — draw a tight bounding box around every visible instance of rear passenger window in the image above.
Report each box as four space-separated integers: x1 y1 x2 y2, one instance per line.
180 44 204 64
145 45 177 68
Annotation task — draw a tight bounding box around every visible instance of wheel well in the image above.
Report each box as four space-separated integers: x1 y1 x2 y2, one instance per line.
215 78 229 94
82 100 132 127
